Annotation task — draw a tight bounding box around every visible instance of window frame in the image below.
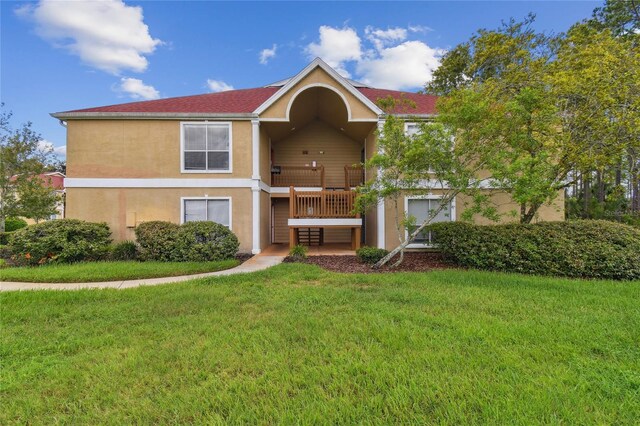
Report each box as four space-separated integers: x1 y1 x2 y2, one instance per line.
180 196 233 229
404 121 422 137
180 121 233 174
404 194 456 248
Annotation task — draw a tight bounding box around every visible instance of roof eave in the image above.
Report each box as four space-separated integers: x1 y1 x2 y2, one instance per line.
50 112 259 120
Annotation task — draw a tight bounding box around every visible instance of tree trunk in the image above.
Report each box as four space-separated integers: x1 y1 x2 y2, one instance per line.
520 203 527 223
596 170 605 204
0 216 4 234
521 203 541 224
583 174 591 219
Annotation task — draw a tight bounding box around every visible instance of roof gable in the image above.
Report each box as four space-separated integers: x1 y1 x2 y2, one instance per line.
254 58 382 120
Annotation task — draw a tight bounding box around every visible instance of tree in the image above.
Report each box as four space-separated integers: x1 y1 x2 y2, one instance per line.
428 17 580 223
0 105 56 232
551 23 640 219
590 0 640 37
355 98 499 268
18 176 60 223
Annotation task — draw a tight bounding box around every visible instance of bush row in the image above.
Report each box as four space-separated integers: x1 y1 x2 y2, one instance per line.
430 220 640 280
10 219 112 265
6 219 239 266
135 221 239 262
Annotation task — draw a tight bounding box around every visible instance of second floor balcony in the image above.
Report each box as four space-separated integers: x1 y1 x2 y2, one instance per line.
271 164 364 189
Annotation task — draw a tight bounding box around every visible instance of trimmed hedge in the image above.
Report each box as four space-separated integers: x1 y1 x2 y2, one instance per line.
135 221 180 261
430 220 640 280
135 220 239 262
5 217 28 232
173 221 239 262
356 246 389 264
10 219 112 266
110 240 139 261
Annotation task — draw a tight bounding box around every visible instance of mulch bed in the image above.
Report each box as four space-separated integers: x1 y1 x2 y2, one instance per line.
284 252 454 273
236 253 254 263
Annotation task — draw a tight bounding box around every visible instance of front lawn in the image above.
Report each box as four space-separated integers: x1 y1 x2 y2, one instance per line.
2 264 639 423
0 260 239 283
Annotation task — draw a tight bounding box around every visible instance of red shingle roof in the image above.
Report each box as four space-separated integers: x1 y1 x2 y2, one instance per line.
65 87 280 114
357 88 438 115
58 86 438 115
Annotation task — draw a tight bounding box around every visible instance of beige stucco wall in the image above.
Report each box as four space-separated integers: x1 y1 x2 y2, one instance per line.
66 187 254 252
259 67 378 121
383 190 565 251
66 119 253 179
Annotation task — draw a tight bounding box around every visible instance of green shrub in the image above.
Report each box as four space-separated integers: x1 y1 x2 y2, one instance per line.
5 217 28 232
430 220 640 280
356 246 389 264
0 259 7 269
289 244 308 260
0 244 11 260
173 221 239 262
10 219 112 266
0 231 14 245
135 221 180 261
110 240 139 261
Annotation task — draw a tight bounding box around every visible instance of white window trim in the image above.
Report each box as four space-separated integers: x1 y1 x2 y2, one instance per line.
404 194 456 248
180 196 232 229
180 121 233 174
404 121 421 136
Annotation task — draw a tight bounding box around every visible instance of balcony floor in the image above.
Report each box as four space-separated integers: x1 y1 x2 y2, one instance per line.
261 243 355 256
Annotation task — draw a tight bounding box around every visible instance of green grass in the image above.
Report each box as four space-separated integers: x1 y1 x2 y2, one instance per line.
0 260 239 283
2 264 639 424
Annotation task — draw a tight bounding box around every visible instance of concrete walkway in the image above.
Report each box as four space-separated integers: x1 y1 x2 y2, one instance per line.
0 255 284 292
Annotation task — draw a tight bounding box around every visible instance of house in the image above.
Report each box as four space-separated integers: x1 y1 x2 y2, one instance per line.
51 58 563 254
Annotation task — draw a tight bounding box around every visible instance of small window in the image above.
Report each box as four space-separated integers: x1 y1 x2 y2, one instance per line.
405 122 421 137
406 198 452 246
182 123 231 172
183 199 231 228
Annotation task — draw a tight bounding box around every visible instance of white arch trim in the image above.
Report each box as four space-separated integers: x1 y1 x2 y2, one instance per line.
254 58 382 120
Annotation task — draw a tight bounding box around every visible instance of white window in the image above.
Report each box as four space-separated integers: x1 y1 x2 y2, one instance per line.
405 122 421 137
405 197 454 247
181 198 231 228
181 122 232 173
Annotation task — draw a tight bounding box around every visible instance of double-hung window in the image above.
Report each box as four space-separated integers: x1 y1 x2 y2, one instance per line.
182 122 231 172
406 197 453 247
182 198 231 228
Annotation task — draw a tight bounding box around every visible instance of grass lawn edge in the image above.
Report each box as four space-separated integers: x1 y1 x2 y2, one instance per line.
0 259 241 283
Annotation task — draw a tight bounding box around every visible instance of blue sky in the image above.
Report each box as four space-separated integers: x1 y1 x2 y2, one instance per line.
1 1 599 157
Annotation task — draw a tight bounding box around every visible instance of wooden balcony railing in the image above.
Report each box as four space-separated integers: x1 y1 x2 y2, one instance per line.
344 165 365 189
271 165 325 188
289 187 359 218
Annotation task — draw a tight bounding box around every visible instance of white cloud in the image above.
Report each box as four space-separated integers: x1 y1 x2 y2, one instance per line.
16 0 161 74
259 44 277 64
38 139 66 157
117 77 160 100
206 79 234 93
365 26 407 51
305 24 443 90
305 26 362 77
408 24 432 34
357 41 443 90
